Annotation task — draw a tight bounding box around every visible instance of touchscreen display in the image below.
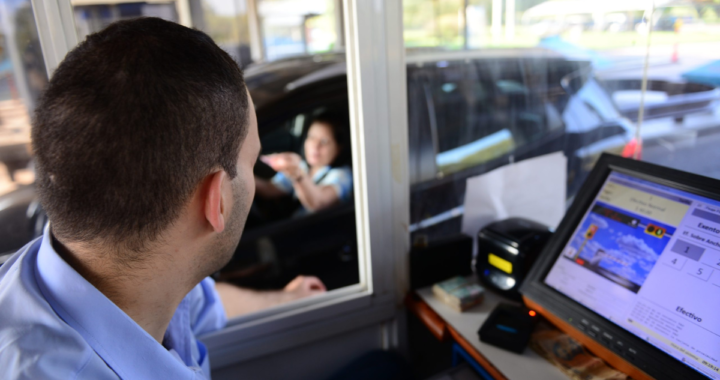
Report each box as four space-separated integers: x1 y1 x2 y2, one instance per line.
545 171 720 379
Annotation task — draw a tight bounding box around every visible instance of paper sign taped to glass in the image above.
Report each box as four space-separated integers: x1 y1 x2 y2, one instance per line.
461 151 567 255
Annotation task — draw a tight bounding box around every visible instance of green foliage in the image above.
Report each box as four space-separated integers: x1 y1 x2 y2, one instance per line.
201 1 250 44
701 6 719 23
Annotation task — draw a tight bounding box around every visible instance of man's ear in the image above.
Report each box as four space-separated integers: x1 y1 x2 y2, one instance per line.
204 171 227 233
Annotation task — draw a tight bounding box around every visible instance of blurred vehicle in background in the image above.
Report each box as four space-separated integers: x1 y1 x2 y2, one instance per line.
601 78 720 123
0 49 639 285
523 0 714 37
642 4 704 32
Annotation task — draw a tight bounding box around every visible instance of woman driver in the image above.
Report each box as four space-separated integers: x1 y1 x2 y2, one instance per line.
255 113 352 214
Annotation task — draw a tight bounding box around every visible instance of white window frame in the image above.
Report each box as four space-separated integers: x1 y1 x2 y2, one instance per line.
31 0 410 369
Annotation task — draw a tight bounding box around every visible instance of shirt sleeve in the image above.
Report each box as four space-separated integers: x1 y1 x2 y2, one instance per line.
322 167 353 203
270 171 294 195
188 277 227 336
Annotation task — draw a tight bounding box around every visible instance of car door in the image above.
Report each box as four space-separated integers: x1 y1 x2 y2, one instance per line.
221 87 359 292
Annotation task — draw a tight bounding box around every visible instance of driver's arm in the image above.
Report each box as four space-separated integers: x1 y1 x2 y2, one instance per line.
259 153 350 212
292 177 340 212
255 176 287 199
215 275 326 318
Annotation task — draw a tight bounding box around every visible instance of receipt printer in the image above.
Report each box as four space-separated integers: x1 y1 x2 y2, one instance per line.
476 218 552 300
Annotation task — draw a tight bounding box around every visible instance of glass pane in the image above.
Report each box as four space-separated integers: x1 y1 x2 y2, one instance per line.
196 0 253 67
404 0 656 241
63 1 358 314
404 0 466 50
0 0 46 256
74 2 180 42
226 84 358 294
259 0 341 61
634 4 720 181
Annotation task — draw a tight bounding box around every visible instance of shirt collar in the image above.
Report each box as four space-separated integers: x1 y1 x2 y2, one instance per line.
312 165 331 182
34 227 196 380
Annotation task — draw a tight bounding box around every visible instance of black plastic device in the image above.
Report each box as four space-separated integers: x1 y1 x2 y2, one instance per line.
521 153 720 380
475 218 552 300
478 303 538 354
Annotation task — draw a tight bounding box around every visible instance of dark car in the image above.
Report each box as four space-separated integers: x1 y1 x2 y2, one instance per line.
0 50 638 291
404 49 637 239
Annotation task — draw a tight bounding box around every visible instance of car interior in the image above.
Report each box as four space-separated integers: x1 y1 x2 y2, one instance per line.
217 101 359 292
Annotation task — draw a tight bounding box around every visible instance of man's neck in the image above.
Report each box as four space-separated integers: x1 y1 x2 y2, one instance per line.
52 235 197 343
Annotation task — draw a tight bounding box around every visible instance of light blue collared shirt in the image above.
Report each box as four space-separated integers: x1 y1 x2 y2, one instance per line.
0 228 227 379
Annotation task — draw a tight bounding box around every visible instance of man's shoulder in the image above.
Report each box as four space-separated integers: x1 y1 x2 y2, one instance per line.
0 239 50 315
0 324 117 379
0 242 118 379
0 239 46 314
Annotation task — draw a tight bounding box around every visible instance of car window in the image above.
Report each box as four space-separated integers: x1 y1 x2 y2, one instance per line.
419 61 512 178
483 59 548 147
233 103 357 293
406 56 617 240
258 116 304 158
407 69 438 185
413 58 572 181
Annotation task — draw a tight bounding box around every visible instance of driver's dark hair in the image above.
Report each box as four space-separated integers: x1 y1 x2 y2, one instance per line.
32 17 250 253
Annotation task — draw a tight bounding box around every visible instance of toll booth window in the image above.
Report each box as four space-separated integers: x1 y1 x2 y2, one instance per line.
0 0 47 259
223 100 359 293
73 3 180 41
0 1 358 316
403 0 720 244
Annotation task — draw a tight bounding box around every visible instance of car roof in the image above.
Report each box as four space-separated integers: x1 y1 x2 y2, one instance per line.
406 47 565 65
245 53 345 109
245 48 575 109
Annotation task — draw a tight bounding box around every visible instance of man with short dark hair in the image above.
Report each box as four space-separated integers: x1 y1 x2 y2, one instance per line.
0 18 324 379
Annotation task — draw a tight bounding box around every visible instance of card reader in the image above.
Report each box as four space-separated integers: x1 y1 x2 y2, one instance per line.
478 303 538 354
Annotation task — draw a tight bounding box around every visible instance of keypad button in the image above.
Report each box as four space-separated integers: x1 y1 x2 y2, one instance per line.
685 261 712 281
626 348 637 360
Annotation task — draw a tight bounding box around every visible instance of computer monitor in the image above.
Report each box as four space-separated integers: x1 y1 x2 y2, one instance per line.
521 153 720 380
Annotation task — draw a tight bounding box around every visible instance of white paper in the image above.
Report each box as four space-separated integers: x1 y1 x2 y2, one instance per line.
461 151 567 255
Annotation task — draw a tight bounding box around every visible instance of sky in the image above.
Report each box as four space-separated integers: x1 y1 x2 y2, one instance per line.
569 201 675 287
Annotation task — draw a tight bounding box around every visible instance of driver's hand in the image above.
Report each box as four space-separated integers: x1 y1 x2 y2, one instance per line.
283 275 327 300
261 153 303 178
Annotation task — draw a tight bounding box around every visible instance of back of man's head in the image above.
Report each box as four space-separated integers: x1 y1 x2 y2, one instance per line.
32 18 249 254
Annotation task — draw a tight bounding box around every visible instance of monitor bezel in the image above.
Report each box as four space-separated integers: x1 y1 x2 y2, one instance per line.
521 153 720 380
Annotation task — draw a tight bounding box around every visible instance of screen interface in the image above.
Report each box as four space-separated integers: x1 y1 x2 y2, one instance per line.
545 171 720 379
